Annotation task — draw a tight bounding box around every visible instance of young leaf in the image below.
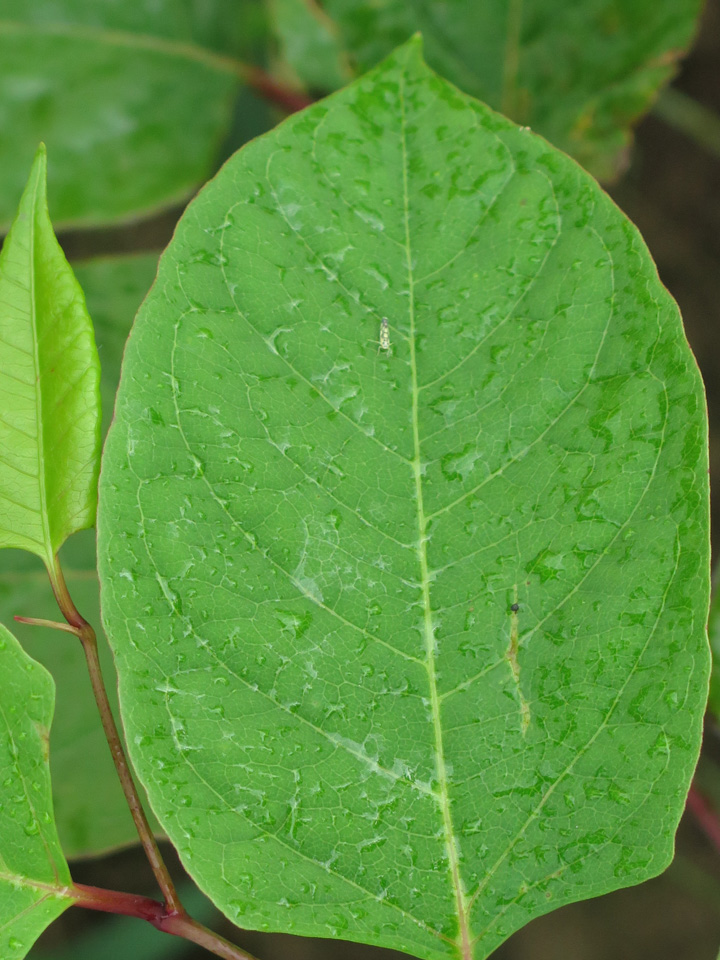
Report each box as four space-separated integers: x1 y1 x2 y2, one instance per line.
0 145 101 569
97 39 710 960
0 622 73 958
0 2 262 229
319 0 703 178
0 254 159 857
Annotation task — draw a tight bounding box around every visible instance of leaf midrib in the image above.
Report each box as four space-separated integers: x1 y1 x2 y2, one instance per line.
398 68 472 960
27 161 54 569
0 868 71 899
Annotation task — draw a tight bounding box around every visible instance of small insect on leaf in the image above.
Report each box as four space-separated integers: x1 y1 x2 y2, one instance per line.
378 316 391 353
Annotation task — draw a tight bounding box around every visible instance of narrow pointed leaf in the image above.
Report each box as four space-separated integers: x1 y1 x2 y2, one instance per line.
98 41 709 960
0 146 101 567
0 622 73 958
0 252 160 857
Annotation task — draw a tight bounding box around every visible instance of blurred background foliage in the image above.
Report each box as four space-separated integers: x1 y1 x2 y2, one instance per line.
1 0 719 956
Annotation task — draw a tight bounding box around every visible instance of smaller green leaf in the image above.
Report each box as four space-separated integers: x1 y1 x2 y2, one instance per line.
0 145 101 568
0 621 73 959
0 251 161 858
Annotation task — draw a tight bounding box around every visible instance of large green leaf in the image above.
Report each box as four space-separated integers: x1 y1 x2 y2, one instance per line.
0 1 267 229
0 145 100 567
318 0 702 178
0 622 73 958
0 253 159 858
97 40 709 960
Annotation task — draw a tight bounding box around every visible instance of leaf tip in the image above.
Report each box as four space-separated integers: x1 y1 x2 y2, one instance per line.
30 142 48 184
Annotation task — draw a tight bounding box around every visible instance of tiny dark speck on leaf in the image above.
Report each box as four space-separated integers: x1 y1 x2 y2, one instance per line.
510 603 520 613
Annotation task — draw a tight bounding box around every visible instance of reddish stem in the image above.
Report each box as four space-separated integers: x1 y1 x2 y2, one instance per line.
243 65 314 112
72 885 258 960
686 783 720 854
46 557 185 917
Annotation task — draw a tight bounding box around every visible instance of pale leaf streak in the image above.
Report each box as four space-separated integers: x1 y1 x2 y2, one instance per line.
136 602 435 799
163 325 422 670
418 169 560 396
398 70 473 960
117 589 446 944
244 381 413 552
0 871 72 898
153 684 451 944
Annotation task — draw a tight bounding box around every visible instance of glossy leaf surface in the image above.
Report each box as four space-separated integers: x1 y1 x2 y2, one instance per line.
0 146 101 567
321 0 702 178
0 253 159 857
98 41 709 960
0 2 263 228
0 622 73 958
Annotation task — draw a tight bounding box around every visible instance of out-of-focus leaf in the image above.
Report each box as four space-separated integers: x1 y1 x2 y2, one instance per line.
0 622 73 958
268 0 351 92
0 1 269 229
0 145 100 567
707 585 720 719
0 253 159 858
98 40 709 959
319 0 703 178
